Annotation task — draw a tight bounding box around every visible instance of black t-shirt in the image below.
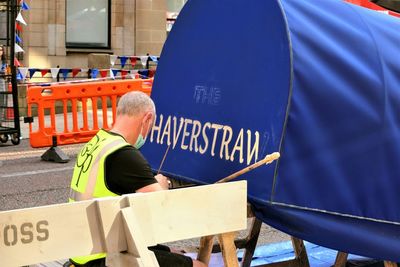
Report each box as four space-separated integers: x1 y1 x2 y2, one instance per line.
105 138 157 195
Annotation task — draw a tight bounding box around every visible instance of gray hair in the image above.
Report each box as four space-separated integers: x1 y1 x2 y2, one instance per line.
117 91 156 117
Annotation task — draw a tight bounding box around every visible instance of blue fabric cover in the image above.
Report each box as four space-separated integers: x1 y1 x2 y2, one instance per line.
142 0 400 261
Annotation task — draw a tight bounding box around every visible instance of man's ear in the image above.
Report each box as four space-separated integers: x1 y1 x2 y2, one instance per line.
142 112 154 130
143 111 153 124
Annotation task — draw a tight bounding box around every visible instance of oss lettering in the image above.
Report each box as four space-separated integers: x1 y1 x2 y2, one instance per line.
2 220 49 246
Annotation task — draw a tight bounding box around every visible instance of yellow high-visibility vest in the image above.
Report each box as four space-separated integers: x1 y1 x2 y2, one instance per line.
69 129 129 264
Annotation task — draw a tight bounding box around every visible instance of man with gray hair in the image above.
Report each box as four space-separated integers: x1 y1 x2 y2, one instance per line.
67 91 206 267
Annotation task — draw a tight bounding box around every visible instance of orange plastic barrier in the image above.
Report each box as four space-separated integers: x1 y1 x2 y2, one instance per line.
27 79 153 148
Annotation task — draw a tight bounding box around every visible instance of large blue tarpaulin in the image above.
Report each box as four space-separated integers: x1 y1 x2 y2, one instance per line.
141 0 400 261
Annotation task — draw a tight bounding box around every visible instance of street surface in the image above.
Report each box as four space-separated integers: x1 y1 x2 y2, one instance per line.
0 139 81 211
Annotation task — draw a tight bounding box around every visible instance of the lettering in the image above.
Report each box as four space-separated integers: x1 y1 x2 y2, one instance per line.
4 225 17 246
172 117 184 149
1 220 50 246
247 130 260 165
189 120 202 152
220 126 233 160
149 115 261 165
181 119 193 150
150 114 163 143
20 222 33 244
160 115 171 145
199 122 211 154
36 220 49 241
230 129 244 163
193 86 222 105
210 124 223 157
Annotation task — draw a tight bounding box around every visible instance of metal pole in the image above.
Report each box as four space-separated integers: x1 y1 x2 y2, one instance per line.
10 0 20 139
6 0 10 47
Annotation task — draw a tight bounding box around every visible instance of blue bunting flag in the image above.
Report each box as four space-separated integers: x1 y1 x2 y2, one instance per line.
120 56 128 68
16 34 22 43
16 70 23 80
138 69 149 78
112 69 119 77
22 1 30 10
149 56 158 62
28 68 37 78
60 68 70 80
91 68 99 78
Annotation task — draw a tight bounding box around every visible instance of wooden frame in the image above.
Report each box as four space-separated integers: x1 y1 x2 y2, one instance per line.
197 204 310 267
0 181 247 267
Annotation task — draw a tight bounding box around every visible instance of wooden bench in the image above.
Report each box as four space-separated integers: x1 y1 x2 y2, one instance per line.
0 181 247 267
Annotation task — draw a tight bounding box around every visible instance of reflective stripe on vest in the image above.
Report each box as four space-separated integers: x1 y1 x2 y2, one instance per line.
69 129 129 264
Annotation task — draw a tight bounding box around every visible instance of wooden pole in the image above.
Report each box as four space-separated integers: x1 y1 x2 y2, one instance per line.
157 145 171 174
216 152 280 183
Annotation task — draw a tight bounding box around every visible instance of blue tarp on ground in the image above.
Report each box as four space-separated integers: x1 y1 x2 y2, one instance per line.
237 241 384 267
142 0 400 261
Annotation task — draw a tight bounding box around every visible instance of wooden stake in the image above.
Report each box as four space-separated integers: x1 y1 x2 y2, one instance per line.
216 152 280 183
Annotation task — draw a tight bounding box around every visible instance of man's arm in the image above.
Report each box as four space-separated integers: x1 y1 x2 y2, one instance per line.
136 174 170 192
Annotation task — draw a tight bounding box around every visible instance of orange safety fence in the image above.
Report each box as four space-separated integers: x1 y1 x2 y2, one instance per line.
27 79 153 148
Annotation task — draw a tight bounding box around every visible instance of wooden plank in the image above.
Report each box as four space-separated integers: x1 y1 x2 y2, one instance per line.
0 200 106 267
108 207 158 267
0 181 247 267
334 252 348 267
127 181 247 245
95 197 129 253
106 252 143 267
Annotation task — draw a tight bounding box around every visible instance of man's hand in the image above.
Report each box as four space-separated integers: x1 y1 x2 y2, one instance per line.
155 174 171 190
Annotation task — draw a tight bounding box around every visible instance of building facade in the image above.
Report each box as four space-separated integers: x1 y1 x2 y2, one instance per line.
16 0 185 69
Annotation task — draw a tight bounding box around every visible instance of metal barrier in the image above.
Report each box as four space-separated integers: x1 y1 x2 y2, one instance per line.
25 79 153 162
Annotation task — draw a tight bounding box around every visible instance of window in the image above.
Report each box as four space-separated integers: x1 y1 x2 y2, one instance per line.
66 0 110 49
166 0 187 34
0 2 7 45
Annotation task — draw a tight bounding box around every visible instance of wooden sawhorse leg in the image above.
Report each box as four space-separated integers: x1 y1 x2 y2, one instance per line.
240 235 310 267
334 251 398 267
384 261 398 267
238 206 310 267
240 217 263 267
219 232 240 267
291 237 310 267
198 204 311 267
198 233 240 267
334 252 348 267
197 235 215 265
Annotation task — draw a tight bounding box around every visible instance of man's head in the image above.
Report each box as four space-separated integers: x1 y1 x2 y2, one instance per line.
117 91 155 117
114 91 156 147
